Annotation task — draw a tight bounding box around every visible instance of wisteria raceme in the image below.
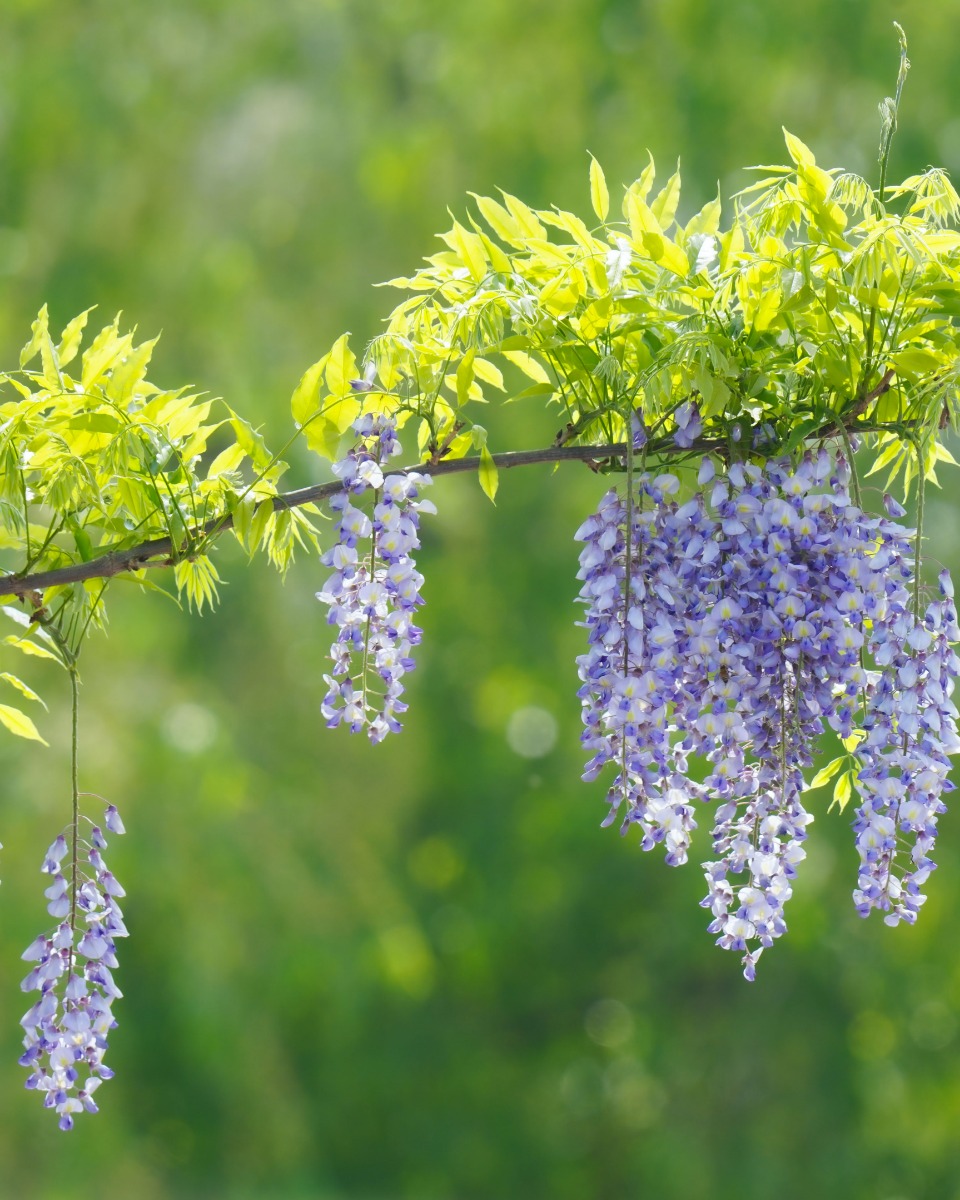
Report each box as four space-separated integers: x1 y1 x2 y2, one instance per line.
851 567 960 926
19 805 128 1130
317 414 436 742
575 449 960 979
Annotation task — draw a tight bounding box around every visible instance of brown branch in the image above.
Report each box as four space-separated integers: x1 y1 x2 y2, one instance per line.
854 367 896 418
0 416 877 601
0 442 637 598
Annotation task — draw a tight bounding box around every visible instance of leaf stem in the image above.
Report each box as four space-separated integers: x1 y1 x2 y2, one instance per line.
913 444 926 623
68 660 80 973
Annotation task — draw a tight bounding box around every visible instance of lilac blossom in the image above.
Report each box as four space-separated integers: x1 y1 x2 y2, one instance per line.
20 806 128 1130
575 447 960 979
317 414 436 742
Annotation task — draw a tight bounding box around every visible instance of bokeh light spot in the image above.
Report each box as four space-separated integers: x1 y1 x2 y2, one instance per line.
161 702 218 754
506 706 558 758
585 998 635 1048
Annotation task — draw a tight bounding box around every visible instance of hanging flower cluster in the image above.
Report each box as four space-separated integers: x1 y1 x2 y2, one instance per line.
19 804 127 1130
317 414 436 743
853 562 960 925
575 450 960 979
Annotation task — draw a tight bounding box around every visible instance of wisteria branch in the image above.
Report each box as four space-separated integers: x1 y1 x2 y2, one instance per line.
0 442 627 598
0 414 894 600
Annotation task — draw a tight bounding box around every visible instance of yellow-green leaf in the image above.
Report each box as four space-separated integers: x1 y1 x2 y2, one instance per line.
231 492 257 551
57 308 93 367
472 193 521 244
0 673 46 706
831 769 856 813
684 192 722 239
166 398 212 443
3 635 60 663
206 442 247 478
303 415 351 461
443 220 487 282
622 154 657 218
478 444 498 502
626 190 659 241
578 295 612 339
173 556 221 614
627 192 688 276
808 756 844 790
472 358 505 390
697 374 731 418
248 499 276 554
324 334 358 398
866 437 907 477
229 413 273 470
106 336 159 403
473 226 512 274
502 350 550 384
540 271 584 316
0 703 47 744
456 349 476 408
650 168 682 230
81 317 131 389
647 232 688 277
538 208 597 252
291 354 330 427
589 155 609 223
20 304 48 368
500 192 545 240
718 220 746 270
753 285 782 332
783 128 816 170
891 348 943 380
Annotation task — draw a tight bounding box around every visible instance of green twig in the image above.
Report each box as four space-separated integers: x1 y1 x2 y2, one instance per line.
878 22 911 206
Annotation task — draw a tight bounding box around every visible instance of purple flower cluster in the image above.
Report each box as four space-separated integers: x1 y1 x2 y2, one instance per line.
852 565 960 925
19 805 127 1130
317 414 436 742
575 450 959 978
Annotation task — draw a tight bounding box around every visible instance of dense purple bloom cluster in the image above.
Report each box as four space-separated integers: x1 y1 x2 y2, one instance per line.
317 414 436 742
19 805 127 1129
575 450 959 978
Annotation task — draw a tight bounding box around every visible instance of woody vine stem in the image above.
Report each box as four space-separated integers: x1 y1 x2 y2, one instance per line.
0 404 904 603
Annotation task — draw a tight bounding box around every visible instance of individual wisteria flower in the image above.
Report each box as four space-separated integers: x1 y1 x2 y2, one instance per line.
19 806 128 1130
317 413 436 742
631 411 648 450
672 400 702 448
575 448 960 979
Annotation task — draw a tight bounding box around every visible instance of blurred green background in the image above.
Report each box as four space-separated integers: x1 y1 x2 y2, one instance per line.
2 1 960 1197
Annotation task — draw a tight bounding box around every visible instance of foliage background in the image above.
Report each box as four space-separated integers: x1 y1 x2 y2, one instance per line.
2 1 960 1197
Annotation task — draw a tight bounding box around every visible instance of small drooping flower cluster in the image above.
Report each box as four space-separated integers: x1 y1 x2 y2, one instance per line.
19 805 127 1130
575 450 959 978
851 565 960 925
317 414 436 742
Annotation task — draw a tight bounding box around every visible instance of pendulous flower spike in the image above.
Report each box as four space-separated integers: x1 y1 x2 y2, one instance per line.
19 804 128 1129
575 452 959 978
